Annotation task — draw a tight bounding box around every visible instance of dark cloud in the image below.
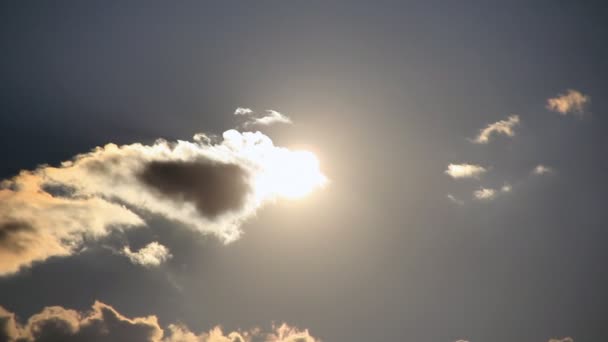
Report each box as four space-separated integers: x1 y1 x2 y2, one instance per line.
138 160 251 219
0 222 35 253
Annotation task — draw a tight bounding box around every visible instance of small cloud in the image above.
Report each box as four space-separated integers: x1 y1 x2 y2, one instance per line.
533 164 552 175
235 107 293 127
474 187 496 200
234 107 254 115
247 109 293 127
548 338 574 342
546 89 589 115
122 242 172 267
472 115 520 144
445 163 487 179
447 194 464 205
501 183 512 192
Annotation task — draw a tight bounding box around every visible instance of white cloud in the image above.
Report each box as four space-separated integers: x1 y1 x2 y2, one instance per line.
246 110 292 127
501 184 512 192
0 129 327 275
474 187 496 200
0 302 321 342
234 107 254 115
533 164 552 175
234 108 293 127
548 338 574 342
546 89 589 115
123 242 172 267
445 163 487 179
472 115 520 144
447 194 464 205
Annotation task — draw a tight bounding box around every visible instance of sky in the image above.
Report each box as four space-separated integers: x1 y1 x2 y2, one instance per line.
1 1 607 341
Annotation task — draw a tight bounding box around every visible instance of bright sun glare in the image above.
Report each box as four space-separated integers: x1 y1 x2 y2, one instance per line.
254 150 328 200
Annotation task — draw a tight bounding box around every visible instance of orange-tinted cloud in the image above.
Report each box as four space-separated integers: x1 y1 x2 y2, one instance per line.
0 302 320 342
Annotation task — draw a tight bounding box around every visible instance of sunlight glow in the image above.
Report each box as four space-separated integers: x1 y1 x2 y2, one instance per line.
253 150 328 200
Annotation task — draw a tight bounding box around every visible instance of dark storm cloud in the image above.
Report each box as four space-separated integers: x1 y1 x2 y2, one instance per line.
138 161 250 219
0 302 320 342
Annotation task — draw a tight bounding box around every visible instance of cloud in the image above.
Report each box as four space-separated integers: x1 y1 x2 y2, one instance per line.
533 164 552 175
0 302 320 342
250 110 292 126
445 164 487 179
446 194 464 205
138 161 250 219
0 129 327 276
265 324 319 342
234 107 254 115
234 108 292 127
548 338 573 342
501 184 512 192
472 115 520 144
473 187 496 200
122 242 172 268
546 89 589 115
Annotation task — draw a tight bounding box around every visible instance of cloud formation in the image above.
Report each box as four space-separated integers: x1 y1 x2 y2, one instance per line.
234 107 254 115
445 164 487 179
0 129 327 275
446 194 464 205
0 302 320 342
472 115 520 144
533 164 552 175
546 89 589 115
548 338 573 342
234 108 293 127
122 242 172 268
473 187 496 200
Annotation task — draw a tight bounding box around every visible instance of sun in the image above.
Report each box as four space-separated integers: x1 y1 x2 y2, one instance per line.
253 150 328 200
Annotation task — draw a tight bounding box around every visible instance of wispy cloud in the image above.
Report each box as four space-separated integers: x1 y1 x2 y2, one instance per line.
447 194 464 205
473 187 496 200
445 163 487 179
246 110 293 127
0 129 327 275
234 107 293 127
122 242 172 268
546 89 589 115
234 107 254 115
548 338 574 342
472 115 520 144
0 302 321 342
533 164 552 175
501 183 512 192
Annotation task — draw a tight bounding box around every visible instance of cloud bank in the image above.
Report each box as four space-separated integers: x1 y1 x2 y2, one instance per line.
0 302 320 342
445 164 487 179
472 115 520 144
0 130 327 276
546 89 589 115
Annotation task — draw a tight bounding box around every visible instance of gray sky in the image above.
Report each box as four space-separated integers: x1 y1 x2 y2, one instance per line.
1 1 607 341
